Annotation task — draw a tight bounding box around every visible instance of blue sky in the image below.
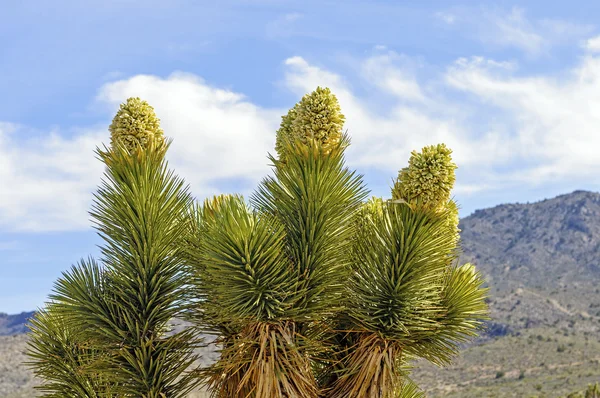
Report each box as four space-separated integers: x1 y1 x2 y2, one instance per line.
3 0 600 313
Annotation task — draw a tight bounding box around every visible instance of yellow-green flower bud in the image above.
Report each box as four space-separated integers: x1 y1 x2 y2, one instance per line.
275 87 345 161
275 104 299 161
444 199 460 243
202 194 243 221
391 143 457 208
351 197 385 253
362 196 384 218
109 97 164 152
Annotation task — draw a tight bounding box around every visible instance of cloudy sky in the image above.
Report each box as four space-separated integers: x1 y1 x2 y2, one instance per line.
3 0 600 313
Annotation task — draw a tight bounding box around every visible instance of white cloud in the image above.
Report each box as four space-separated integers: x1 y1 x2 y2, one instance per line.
265 12 304 39
97 73 281 194
1 74 282 232
489 7 545 55
0 122 104 232
446 53 600 183
6 42 600 232
584 35 600 52
361 54 425 102
282 55 509 173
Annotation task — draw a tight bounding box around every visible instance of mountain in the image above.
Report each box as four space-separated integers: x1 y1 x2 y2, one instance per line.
0 312 34 336
413 190 600 396
461 190 600 333
2 191 600 397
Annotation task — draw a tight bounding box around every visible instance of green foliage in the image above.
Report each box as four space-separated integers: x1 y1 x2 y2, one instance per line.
26 305 115 397
189 134 367 396
254 137 367 317
29 89 488 398
519 370 526 380
197 194 299 322
28 100 200 398
186 87 487 397
564 384 600 398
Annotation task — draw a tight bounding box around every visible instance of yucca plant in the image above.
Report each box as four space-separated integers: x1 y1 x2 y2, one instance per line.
185 87 488 398
28 87 487 398
336 127 485 398
183 87 367 397
323 144 487 398
27 98 201 397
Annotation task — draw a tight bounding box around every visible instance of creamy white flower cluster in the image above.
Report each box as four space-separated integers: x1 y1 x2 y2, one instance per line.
109 97 164 152
275 86 345 161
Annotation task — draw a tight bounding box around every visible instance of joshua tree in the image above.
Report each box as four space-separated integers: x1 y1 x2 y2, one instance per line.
29 88 487 398
326 143 487 397
28 98 200 397
184 87 367 397
186 87 488 397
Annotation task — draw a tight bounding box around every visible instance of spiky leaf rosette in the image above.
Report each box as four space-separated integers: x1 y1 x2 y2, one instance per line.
195 138 365 396
253 136 367 319
351 196 384 248
183 194 316 397
109 97 165 153
246 130 365 395
43 143 201 398
331 201 488 396
275 87 346 161
27 303 116 397
349 203 457 341
180 195 246 339
182 194 303 397
198 194 300 324
424 262 489 363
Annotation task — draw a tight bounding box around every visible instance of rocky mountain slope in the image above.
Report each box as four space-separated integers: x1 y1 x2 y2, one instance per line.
0 312 34 336
2 191 600 397
412 190 600 396
461 190 600 333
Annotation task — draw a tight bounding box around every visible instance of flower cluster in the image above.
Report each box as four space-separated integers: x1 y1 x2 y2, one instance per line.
353 196 384 237
392 143 457 208
109 97 164 152
275 87 345 160
392 144 459 240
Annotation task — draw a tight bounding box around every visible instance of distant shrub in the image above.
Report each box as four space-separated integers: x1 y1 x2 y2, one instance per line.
495 371 505 379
